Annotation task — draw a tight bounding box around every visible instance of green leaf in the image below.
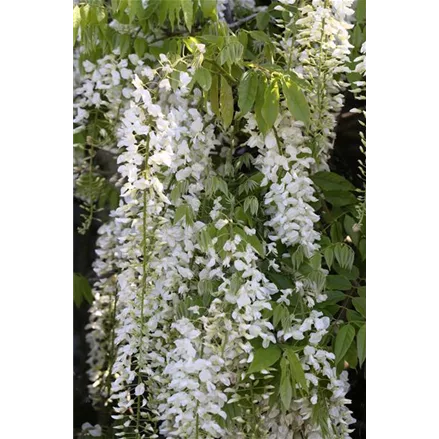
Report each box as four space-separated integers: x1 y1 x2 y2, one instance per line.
261 80 279 130
168 1 181 29
174 204 194 226
157 0 169 25
324 191 358 207
249 30 272 44
320 304 340 317
358 286 366 298
273 303 287 328
352 297 366 317
115 0 129 16
174 205 186 224
347 309 364 323
238 71 258 116
205 177 218 197
194 67 212 91
218 40 244 66
128 0 142 23
279 357 292 410
170 180 189 204
311 172 355 192
74 273 93 308
308 270 326 294
80 4 90 23
334 324 355 364
228 40 244 65
237 29 248 50
109 187 119 209
200 0 217 19
198 279 213 297
284 347 308 392
237 176 259 194
255 75 268 133
291 246 304 271
325 290 346 305
357 324 366 367
256 11 270 30
218 46 229 67
356 0 366 23
281 312 292 333
330 222 344 243
352 24 364 48
220 76 234 129
180 0 193 30
119 34 131 58
248 344 282 374
268 273 294 291
243 196 259 216
359 238 366 261
210 74 220 116
134 37 147 58
334 243 355 270
199 228 212 252
281 77 310 125
326 275 351 291
73 6 81 46
324 246 334 269
334 263 359 280
309 253 322 270
209 176 229 196
345 339 358 369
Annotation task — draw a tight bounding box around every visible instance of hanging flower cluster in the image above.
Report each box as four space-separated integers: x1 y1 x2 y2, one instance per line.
74 1 366 438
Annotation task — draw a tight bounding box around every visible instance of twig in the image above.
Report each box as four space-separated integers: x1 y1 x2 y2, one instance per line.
229 7 268 29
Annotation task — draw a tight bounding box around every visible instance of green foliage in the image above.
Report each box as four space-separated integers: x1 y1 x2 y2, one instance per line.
248 344 282 374
194 67 212 91
326 275 351 291
238 71 258 116
279 357 293 409
243 196 259 216
174 204 195 226
220 76 234 129
284 347 308 393
334 324 355 365
74 273 93 308
281 77 311 125
357 324 366 367
311 172 355 192
261 79 279 131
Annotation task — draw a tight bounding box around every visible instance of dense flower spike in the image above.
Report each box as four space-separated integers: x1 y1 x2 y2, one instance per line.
291 0 355 170
75 1 365 438
86 219 121 406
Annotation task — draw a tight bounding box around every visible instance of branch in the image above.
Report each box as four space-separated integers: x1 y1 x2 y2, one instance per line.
229 7 268 29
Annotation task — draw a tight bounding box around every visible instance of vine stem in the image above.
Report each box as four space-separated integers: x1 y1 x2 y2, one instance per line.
229 7 268 29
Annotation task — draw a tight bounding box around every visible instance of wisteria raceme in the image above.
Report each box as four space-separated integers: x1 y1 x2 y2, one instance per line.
86 219 120 406
245 110 321 257
73 54 141 148
289 0 355 171
75 1 365 438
